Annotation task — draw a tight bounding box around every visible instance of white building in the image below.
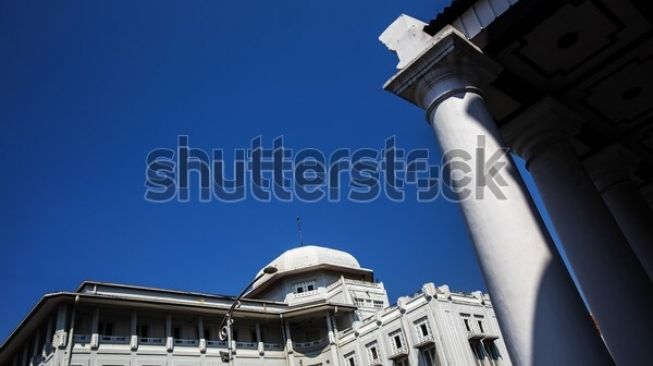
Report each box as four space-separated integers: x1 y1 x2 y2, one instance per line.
0 245 511 366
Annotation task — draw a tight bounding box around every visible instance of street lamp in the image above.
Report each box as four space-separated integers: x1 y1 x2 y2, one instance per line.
218 265 278 342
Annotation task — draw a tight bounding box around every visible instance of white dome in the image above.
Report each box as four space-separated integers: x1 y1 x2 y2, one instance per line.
247 245 370 296
258 245 361 276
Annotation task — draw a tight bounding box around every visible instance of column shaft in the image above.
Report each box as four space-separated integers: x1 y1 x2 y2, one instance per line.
512 134 653 365
382 26 614 365
584 145 653 279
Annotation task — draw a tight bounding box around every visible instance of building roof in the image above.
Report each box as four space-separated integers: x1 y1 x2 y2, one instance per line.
248 245 373 296
259 245 362 275
423 0 476 36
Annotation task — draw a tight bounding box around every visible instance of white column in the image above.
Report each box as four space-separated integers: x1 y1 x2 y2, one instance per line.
130 311 138 351
43 317 53 357
253 322 263 356
381 24 613 365
502 97 653 365
54 306 68 349
283 319 295 366
584 144 653 279
90 308 99 350
198 317 207 353
165 314 174 352
326 314 340 366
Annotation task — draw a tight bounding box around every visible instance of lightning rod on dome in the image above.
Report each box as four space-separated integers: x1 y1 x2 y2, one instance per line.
296 217 304 246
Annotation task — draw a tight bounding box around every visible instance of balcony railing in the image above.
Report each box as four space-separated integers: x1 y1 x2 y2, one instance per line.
388 346 408 359
235 341 257 350
344 279 382 288
72 334 90 343
369 358 383 366
140 337 164 345
293 337 329 350
174 339 199 346
294 289 320 298
207 340 228 347
414 333 434 347
100 335 129 344
264 342 283 351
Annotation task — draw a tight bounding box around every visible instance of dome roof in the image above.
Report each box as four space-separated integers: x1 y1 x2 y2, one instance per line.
247 245 372 296
258 245 361 276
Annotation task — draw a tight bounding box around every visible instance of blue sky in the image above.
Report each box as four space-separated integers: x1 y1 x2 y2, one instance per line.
0 0 565 342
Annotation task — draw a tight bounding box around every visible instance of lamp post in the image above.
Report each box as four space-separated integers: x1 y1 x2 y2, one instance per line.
218 265 278 361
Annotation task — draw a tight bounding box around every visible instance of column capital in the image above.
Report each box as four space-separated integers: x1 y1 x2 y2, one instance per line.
584 144 640 192
501 96 582 165
382 25 502 116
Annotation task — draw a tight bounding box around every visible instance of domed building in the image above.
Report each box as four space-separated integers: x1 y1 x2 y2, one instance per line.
0 246 510 366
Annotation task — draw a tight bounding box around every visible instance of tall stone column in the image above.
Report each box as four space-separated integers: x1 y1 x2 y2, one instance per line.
90 308 99 350
283 319 295 366
198 317 207 353
381 23 613 365
584 144 653 279
130 311 138 351
326 314 340 366
502 96 653 365
165 314 173 352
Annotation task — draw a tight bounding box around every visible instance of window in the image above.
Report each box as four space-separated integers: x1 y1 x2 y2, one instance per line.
470 342 485 360
461 315 471 332
420 324 429 337
345 352 357 366
389 329 405 353
394 357 409 366
421 347 438 366
477 320 484 333
173 327 181 339
414 317 431 339
366 341 380 363
355 298 366 307
373 301 384 309
484 342 500 360
98 322 113 336
293 279 316 294
204 329 210 341
394 335 402 349
139 324 148 338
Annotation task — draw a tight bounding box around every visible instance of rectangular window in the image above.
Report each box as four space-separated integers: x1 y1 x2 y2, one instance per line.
139 324 149 338
394 335 402 349
394 358 409 366
421 347 436 366
293 279 316 294
477 320 484 333
484 342 500 360
463 318 471 332
345 352 357 366
470 343 485 360
366 341 380 364
173 327 181 339
99 322 114 336
373 301 384 309
389 329 406 354
366 341 380 363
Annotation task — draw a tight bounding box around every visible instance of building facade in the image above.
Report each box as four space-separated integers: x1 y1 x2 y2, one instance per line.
0 246 510 366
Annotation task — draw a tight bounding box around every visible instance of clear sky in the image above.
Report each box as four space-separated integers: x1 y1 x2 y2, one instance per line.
0 0 563 343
